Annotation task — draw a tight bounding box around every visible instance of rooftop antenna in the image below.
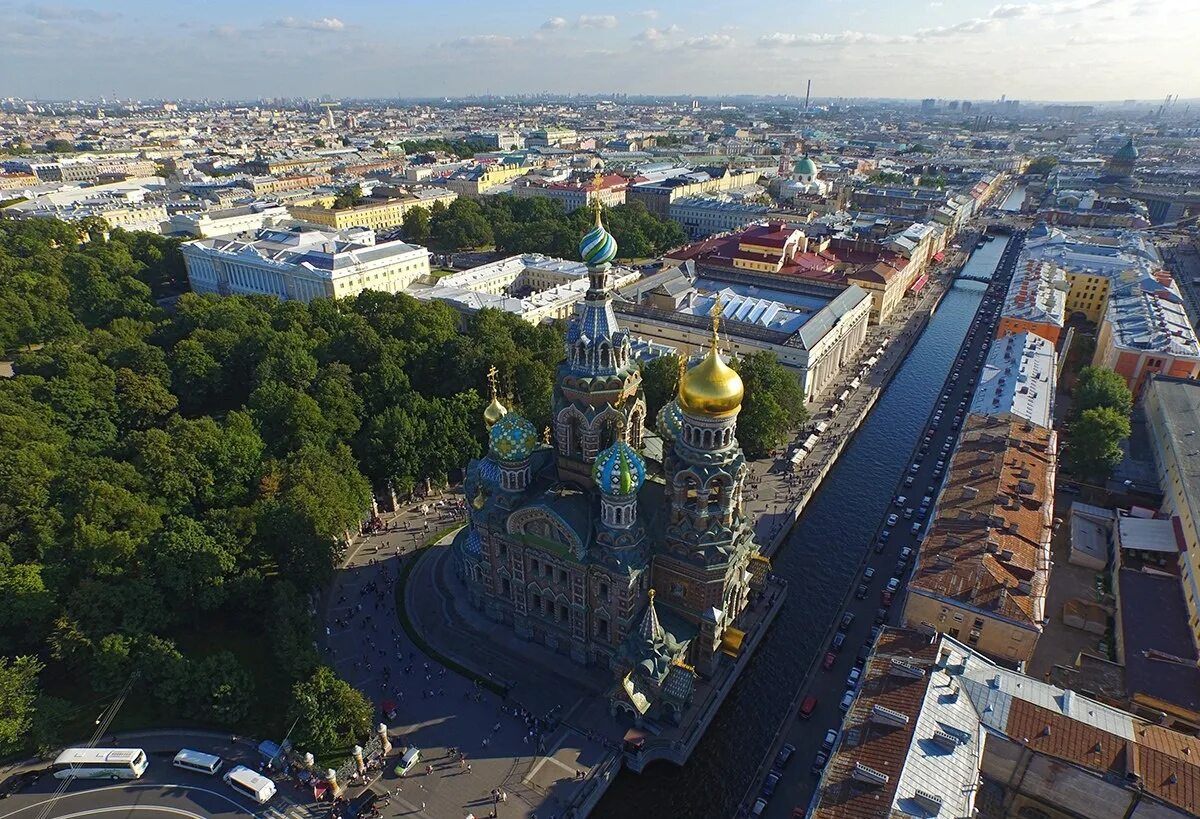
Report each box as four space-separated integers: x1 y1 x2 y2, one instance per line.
805 79 812 112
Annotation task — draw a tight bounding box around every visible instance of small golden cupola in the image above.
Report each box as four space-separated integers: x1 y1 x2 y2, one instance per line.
678 297 744 418
483 365 508 428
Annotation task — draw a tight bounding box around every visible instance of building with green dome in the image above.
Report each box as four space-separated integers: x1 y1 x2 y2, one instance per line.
453 206 771 731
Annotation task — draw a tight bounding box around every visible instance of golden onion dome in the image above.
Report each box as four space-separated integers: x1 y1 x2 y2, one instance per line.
678 346 743 418
679 297 744 418
482 364 508 428
483 395 508 428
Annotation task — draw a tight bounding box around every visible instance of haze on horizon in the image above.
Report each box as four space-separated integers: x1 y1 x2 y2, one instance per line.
1 0 1194 103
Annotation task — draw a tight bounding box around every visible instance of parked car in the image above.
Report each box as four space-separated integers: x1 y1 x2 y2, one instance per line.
899 547 912 563
822 729 838 752
751 797 768 816
894 495 907 507
810 751 829 776
875 607 888 625
886 577 900 593
832 632 846 651
822 651 837 670
775 743 796 769
839 691 855 711
761 772 780 799
839 611 856 631
855 583 868 599
903 507 914 520
799 695 818 719
863 567 876 581
910 522 922 535
886 513 899 527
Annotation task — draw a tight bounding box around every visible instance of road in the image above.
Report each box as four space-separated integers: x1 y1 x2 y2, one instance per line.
756 234 1022 818
0 734 323 819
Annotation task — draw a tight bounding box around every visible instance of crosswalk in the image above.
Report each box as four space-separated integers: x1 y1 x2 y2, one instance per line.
262 793 325 819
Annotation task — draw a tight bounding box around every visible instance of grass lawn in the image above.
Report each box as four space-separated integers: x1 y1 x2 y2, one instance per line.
430 267 459 279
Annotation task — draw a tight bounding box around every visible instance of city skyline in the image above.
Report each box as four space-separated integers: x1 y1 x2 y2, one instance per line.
1 0 1196 102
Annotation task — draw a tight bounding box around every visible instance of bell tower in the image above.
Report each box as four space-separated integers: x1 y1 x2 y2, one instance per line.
652 301 758 674
553 201 646 488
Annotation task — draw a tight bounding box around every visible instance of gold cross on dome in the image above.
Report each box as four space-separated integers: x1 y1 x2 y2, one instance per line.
486 365 499 397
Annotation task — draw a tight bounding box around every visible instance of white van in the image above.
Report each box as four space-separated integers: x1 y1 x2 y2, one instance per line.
395 747 421 776
223 765 276 804
173 749 223 776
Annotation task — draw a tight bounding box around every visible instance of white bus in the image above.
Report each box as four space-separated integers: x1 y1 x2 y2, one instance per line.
172 748 223 776
52 748 149 780
223 765 276 804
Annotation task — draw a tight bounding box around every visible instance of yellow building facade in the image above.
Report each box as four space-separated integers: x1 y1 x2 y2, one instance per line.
1064 270 1112 323
289 192 457 232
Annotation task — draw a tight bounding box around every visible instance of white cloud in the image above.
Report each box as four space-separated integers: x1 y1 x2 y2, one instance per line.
759 30 906 46
277 16 345 32
541 16 566 30
634 24 680 42
576 15 618 29
636 9 658 19
450 33 514 47
24 3 118 22
682 33 735 48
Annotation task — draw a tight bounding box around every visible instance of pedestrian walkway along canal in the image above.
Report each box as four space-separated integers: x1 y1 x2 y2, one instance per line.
592 237 1008 818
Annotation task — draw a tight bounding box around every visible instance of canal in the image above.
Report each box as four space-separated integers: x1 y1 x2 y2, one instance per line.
593 238 1010 818
1001 183 1027 212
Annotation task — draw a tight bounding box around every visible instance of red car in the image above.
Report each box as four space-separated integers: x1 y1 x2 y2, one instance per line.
881 590 894 608
822 651 837 670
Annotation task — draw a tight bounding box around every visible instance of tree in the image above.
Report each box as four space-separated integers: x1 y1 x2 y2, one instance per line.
1027 156 1058 175
332 184 364 210
188 652 253 725
401 206 431 244
640 354 681 422
0 563 57 654
1066 406 1130 480
1074 367 1132 418
431 198 493 251
288 666 372 755
44 138 75 153
114 367 178 432
150 517 235 611
0 655 43 756
732 352 809 458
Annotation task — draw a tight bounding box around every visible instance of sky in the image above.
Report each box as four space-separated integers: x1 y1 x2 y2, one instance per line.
0 0 1195 102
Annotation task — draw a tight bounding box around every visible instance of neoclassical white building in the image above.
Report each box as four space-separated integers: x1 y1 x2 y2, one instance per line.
181 225 430 303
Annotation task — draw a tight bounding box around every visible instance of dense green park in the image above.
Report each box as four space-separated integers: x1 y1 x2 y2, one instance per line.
0 211 798 758
0 217 561 757
412 195 688 260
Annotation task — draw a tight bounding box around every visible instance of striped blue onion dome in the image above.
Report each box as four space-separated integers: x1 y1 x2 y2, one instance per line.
592 441 646 496
465 526 482 556
656 399 684 441
489 412 537 463
579 221 618 267
478 457 501 484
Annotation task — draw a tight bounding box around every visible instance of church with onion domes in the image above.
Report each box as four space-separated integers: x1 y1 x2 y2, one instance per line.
453 203 769 727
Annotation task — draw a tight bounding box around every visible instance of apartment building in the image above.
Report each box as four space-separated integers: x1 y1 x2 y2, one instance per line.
902 415 1056 664
626 167 763 218
996 258 1069 345
246 174 333 195
1142 376 1200 650
288 188 457 232
809 628 1200 819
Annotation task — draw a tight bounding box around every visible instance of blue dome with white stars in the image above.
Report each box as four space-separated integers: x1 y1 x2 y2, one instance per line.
489 412 537 462
579 218 618 267
592 441 646 496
